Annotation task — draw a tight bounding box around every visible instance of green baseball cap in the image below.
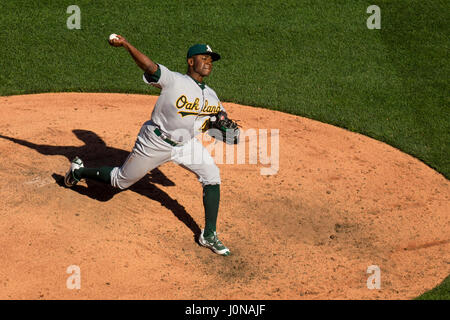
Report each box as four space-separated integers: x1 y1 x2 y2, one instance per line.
187 44 221 61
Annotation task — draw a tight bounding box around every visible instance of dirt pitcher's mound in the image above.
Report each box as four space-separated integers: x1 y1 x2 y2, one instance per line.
0 93 448 300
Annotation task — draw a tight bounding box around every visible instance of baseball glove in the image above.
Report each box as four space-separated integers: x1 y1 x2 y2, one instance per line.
206 111 240 144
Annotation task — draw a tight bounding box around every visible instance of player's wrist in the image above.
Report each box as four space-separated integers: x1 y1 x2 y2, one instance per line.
122 41 131 49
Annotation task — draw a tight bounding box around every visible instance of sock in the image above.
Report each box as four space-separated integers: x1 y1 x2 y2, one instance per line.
203 184 220 238
73 166 113 184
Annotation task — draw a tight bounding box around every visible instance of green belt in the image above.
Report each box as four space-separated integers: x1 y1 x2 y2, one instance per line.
154 127 178 146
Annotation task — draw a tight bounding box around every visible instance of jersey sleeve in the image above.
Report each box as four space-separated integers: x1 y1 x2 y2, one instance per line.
142 64 176 88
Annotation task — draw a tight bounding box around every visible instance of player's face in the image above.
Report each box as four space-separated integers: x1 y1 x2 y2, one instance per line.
192 54 213 77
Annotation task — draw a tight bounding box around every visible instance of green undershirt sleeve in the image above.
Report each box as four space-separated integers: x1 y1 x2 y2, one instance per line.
143 64 161 83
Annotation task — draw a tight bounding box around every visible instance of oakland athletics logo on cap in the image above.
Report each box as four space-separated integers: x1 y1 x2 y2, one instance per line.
187 44 221 61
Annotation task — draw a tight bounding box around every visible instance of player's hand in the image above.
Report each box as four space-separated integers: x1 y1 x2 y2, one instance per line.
108 34 127 47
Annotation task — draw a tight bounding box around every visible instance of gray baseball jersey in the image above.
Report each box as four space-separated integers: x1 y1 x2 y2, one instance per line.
143 64 225 143
110 63 224 189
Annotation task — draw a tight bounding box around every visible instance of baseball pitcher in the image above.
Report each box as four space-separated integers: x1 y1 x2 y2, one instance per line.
64 34 240 256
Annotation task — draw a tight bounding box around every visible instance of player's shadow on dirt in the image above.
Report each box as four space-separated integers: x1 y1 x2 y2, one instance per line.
0 130 201 238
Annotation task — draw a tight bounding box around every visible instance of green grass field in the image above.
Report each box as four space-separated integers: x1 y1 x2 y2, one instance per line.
1 0 448 299
415 275 450 300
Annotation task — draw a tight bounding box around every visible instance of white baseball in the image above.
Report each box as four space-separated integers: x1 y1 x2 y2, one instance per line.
109 33 119 41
